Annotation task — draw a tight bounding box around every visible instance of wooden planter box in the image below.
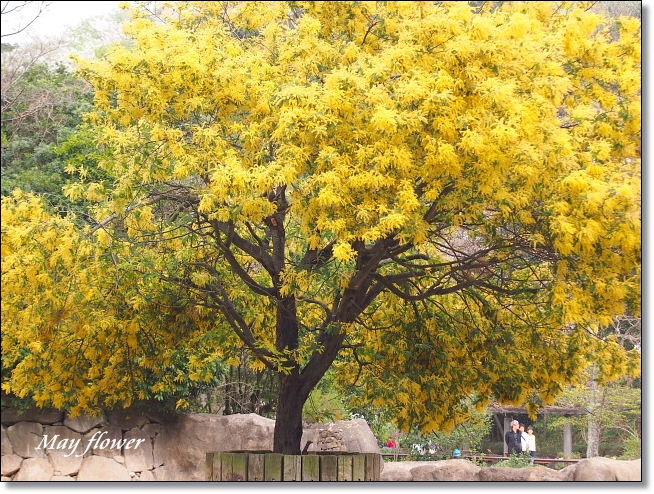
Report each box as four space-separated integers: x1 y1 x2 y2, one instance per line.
206 451 381 481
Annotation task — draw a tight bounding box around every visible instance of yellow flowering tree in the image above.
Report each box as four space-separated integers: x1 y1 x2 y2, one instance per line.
2 1 640 454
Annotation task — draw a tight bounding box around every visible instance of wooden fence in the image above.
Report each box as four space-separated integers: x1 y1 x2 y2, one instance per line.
206 451 381 481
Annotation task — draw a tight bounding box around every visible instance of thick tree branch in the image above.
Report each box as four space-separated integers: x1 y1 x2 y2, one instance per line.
210 219 277 275
210 239 276 297
423 183 455 223
161 270 275 369
297 296 334 320
369 272 478 301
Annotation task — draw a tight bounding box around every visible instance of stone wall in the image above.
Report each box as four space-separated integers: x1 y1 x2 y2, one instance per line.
2 407 164 481
1 408 380 481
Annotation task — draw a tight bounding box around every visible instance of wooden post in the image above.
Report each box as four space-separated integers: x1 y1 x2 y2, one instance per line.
283 454 302 481
372 452 381 479
320 454 338 481
205 452 213 481
363 453 376 481
352 454 366 481
302 454 320 481
231 453 248 481
337 455 353 481
247 453 265 481
211 453 221 481
220 452 233 481
264 453 283 481
563 423 573 457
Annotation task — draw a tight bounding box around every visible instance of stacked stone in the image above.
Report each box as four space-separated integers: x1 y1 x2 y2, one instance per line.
317 425 346 452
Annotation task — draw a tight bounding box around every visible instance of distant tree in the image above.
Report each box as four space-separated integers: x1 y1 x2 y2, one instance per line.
552 316 641 458
0 58 96 210
592 1 641 19
402 400 493 457
550 375 640 457
1 1 51 38
585 316 641 458
1 1 130 214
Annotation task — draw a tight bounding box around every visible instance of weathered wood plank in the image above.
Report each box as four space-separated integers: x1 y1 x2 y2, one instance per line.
264 453 283 481
230 453 248 481
220 452 233 481
363 453 375 481
212 452 222 481
206 452 213 481
352 454 366 481
247 453 265 481
320 455 338 481
372 453 381 480
283 454 301 481
337 454 353 481
301 454 320 481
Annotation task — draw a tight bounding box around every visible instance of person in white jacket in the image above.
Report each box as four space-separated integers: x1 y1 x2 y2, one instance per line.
526 426 537 458
519 423 528 454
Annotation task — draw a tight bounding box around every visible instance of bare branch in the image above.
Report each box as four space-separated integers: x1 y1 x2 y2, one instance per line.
1 1 52 38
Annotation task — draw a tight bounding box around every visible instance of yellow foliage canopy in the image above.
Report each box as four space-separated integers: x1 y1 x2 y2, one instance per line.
2 1 640 436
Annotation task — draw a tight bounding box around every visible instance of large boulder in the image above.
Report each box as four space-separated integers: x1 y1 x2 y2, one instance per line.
6 422 44 458
76 456 131 481
63 412 106 434
572 457 641 481
557 463 579 481
123 428 154 472
12 458 53 481
478 465 568 481
43 425 84 476
0 407 64 426
380 460 575 481
1 426 13 455
1 454 23 476
138 469 156 481
379 460 481 481
151 413 379 481
302 418 381 454
152 413 275 480
378 457 641 482
412 459 481 481
380 461 426 481
106 409 148 431
90 425 123 458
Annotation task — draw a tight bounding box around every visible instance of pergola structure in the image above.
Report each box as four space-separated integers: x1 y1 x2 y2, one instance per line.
488 404 589 456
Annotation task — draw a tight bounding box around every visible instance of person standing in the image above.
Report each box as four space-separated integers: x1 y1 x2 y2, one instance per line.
505 420 522 455
526 426 537 458
519 423 528 454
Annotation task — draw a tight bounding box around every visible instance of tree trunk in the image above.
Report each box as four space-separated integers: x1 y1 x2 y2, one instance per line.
273 373 311 454
271 295 344 454
272 295 308 454
586 364 601 458
224 366 233 415
587 418 600 458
